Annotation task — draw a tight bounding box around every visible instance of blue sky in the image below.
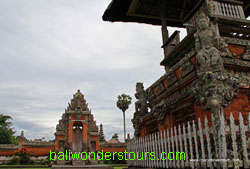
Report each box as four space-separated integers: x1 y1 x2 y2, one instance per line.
0 0 187 142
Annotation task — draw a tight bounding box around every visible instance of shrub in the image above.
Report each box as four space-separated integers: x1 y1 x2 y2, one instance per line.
8 148 31 165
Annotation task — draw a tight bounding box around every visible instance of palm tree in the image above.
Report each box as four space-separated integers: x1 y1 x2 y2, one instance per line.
116 94 132 142
0 114 12 128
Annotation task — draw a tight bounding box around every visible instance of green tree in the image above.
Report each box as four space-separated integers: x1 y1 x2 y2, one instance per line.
9 148 32 165
0 114 17 144
116 94 132 142
112 133 119 140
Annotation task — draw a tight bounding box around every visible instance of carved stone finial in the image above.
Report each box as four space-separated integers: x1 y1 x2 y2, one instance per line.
99 124 105 143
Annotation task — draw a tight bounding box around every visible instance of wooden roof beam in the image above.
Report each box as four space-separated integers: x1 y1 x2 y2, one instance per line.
180 1 187 20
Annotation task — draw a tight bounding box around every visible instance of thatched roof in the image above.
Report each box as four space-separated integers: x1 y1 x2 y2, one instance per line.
102 0 250 27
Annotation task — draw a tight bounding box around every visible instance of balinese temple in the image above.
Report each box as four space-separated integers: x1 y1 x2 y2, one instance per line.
103 0 250 168
54 90 100 165
0 91 126 165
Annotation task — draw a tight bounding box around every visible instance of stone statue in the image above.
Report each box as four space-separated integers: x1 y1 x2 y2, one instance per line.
243 42 250 60
135 82 148 114
131 115 140 138
192 71 240 110
194 12 226 74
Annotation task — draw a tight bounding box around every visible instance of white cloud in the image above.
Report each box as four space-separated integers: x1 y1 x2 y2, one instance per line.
0 0 186 142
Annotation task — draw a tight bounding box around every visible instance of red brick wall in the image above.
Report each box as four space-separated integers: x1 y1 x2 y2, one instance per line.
0 146 54 156
24 147 54 156
0 149 17 156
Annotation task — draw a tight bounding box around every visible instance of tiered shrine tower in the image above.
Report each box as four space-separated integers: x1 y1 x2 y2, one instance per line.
54 90 99 165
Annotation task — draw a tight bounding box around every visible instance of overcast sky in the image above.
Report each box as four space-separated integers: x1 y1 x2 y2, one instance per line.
0 0 187 142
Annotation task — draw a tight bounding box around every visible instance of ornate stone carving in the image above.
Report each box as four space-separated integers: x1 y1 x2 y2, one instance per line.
68 90 89 111
223 37 249 46
194 12 230 75
131 115 141 138
152 100 166 122
181 59 194 78
192 71 240 110
166 70 178 87
89 114 98 132
146 88 154 101
132 82 149 138
223 57 250 68
135 82 148 114
155 83 165 96
242 42 250 61
191 12 244 111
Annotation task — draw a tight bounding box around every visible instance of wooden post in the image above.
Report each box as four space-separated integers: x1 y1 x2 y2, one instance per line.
167 129 172 168
239 112 249 169
174 126 180 168
143 136 146 168
211 113 219 168
163 130 168 168
138 137 141 166
149 134 153 168
156 132 160 168
192 120 199 167
171 127 176 167
159 0 169 61
229 113 239 169
145 135 148 168
152 133 155 168
204 116 213 169
178 125 184 168
183 124 189 168
198 118 206 168
160 130 165 168
188 122 194 169
220 111 227 169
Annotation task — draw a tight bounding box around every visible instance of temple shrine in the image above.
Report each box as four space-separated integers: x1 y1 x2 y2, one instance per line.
0 90 126 166
103 0 250 168
54 90 100 165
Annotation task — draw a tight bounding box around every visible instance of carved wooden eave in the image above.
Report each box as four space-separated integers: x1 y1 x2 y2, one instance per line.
102 0 250 27
160 30 196 67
